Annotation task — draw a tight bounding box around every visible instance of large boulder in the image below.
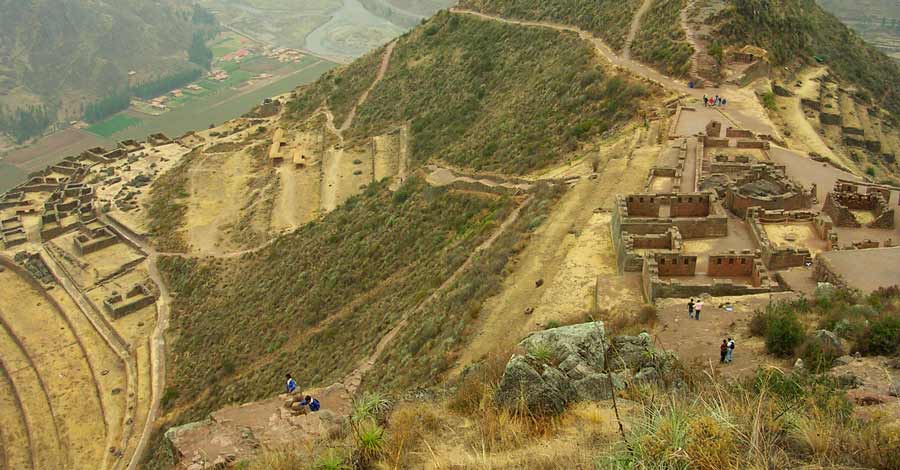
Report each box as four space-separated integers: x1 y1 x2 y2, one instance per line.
495 322 670 416
609 334 653 371
519 322 608 372
572 372 625 401
494 355 569 416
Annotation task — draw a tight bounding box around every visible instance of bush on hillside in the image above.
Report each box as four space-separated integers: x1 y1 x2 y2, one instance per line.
799 336 842 373
750 303 806 357
856 315 900 356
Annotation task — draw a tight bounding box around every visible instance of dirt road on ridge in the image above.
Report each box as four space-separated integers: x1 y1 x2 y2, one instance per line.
450 8 778 138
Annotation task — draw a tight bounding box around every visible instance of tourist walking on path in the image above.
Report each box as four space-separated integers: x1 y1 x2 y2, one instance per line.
720 340 728 363
726 338 735 363
286 374 298 394
688 298 695 319
694 300 703 320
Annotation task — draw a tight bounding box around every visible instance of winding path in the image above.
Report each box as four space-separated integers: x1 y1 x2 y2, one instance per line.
450 8 777 138
340 40 397 133
623 0 654 60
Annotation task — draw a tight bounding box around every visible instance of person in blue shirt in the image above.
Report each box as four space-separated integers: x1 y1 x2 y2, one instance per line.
286 374 298 394
299 395 320 412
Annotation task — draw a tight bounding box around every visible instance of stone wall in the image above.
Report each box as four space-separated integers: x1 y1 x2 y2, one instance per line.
726 127 754 138
642 255 777 302
625 194 662 217
655 253 697 276
746 209 815 270
670 194 712 217
703 137 730 148
708 252 756 278
823 189 895 229
736 140 770 149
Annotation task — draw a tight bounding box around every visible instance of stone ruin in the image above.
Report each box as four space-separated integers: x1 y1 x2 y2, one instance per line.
641 250 776 302
73 224 119 255
822 182 895 229
103 283 156 318
612 192 728 239
723 165 814 218
1 216 26 249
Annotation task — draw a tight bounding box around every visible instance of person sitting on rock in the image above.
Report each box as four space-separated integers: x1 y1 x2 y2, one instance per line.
299 395 320 412
285 374 298 394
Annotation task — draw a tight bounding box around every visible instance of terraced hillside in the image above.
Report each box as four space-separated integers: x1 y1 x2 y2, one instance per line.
0 258 127 469
714 0 900 116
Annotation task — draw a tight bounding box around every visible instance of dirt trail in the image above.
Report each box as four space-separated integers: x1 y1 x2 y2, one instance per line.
680 0 701 79
623 0 654 60
450 8 778 139
340 41 396 133
271 166 300 231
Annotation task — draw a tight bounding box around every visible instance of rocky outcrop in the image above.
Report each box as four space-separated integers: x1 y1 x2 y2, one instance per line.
495 323 671 415
810 329 845 356
167 383 351 469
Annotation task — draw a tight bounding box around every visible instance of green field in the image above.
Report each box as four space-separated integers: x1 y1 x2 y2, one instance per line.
210 34 247 58
86 115 143 137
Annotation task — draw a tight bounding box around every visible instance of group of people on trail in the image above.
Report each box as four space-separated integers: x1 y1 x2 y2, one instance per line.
720 338 736 364
702 94 726 107
687 298 703 320
285 374 321 414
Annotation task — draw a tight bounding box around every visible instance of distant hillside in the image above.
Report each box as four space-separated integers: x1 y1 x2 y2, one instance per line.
714 0 900 116
288 11 654 174
0 0 215 141
818 0 900 21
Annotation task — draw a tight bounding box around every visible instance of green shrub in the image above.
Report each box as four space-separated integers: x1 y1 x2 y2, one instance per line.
799 337 841 373
751 304 806 357
857 315 900 355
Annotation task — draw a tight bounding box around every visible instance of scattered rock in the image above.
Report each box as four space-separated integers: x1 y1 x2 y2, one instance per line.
101 369 110 376
524 307 534 315
111 388 122 395
793 358 805 371
835 372 862 389
849 391 887 406
888 385 900 398
833 355 853 367
535 279 544 288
